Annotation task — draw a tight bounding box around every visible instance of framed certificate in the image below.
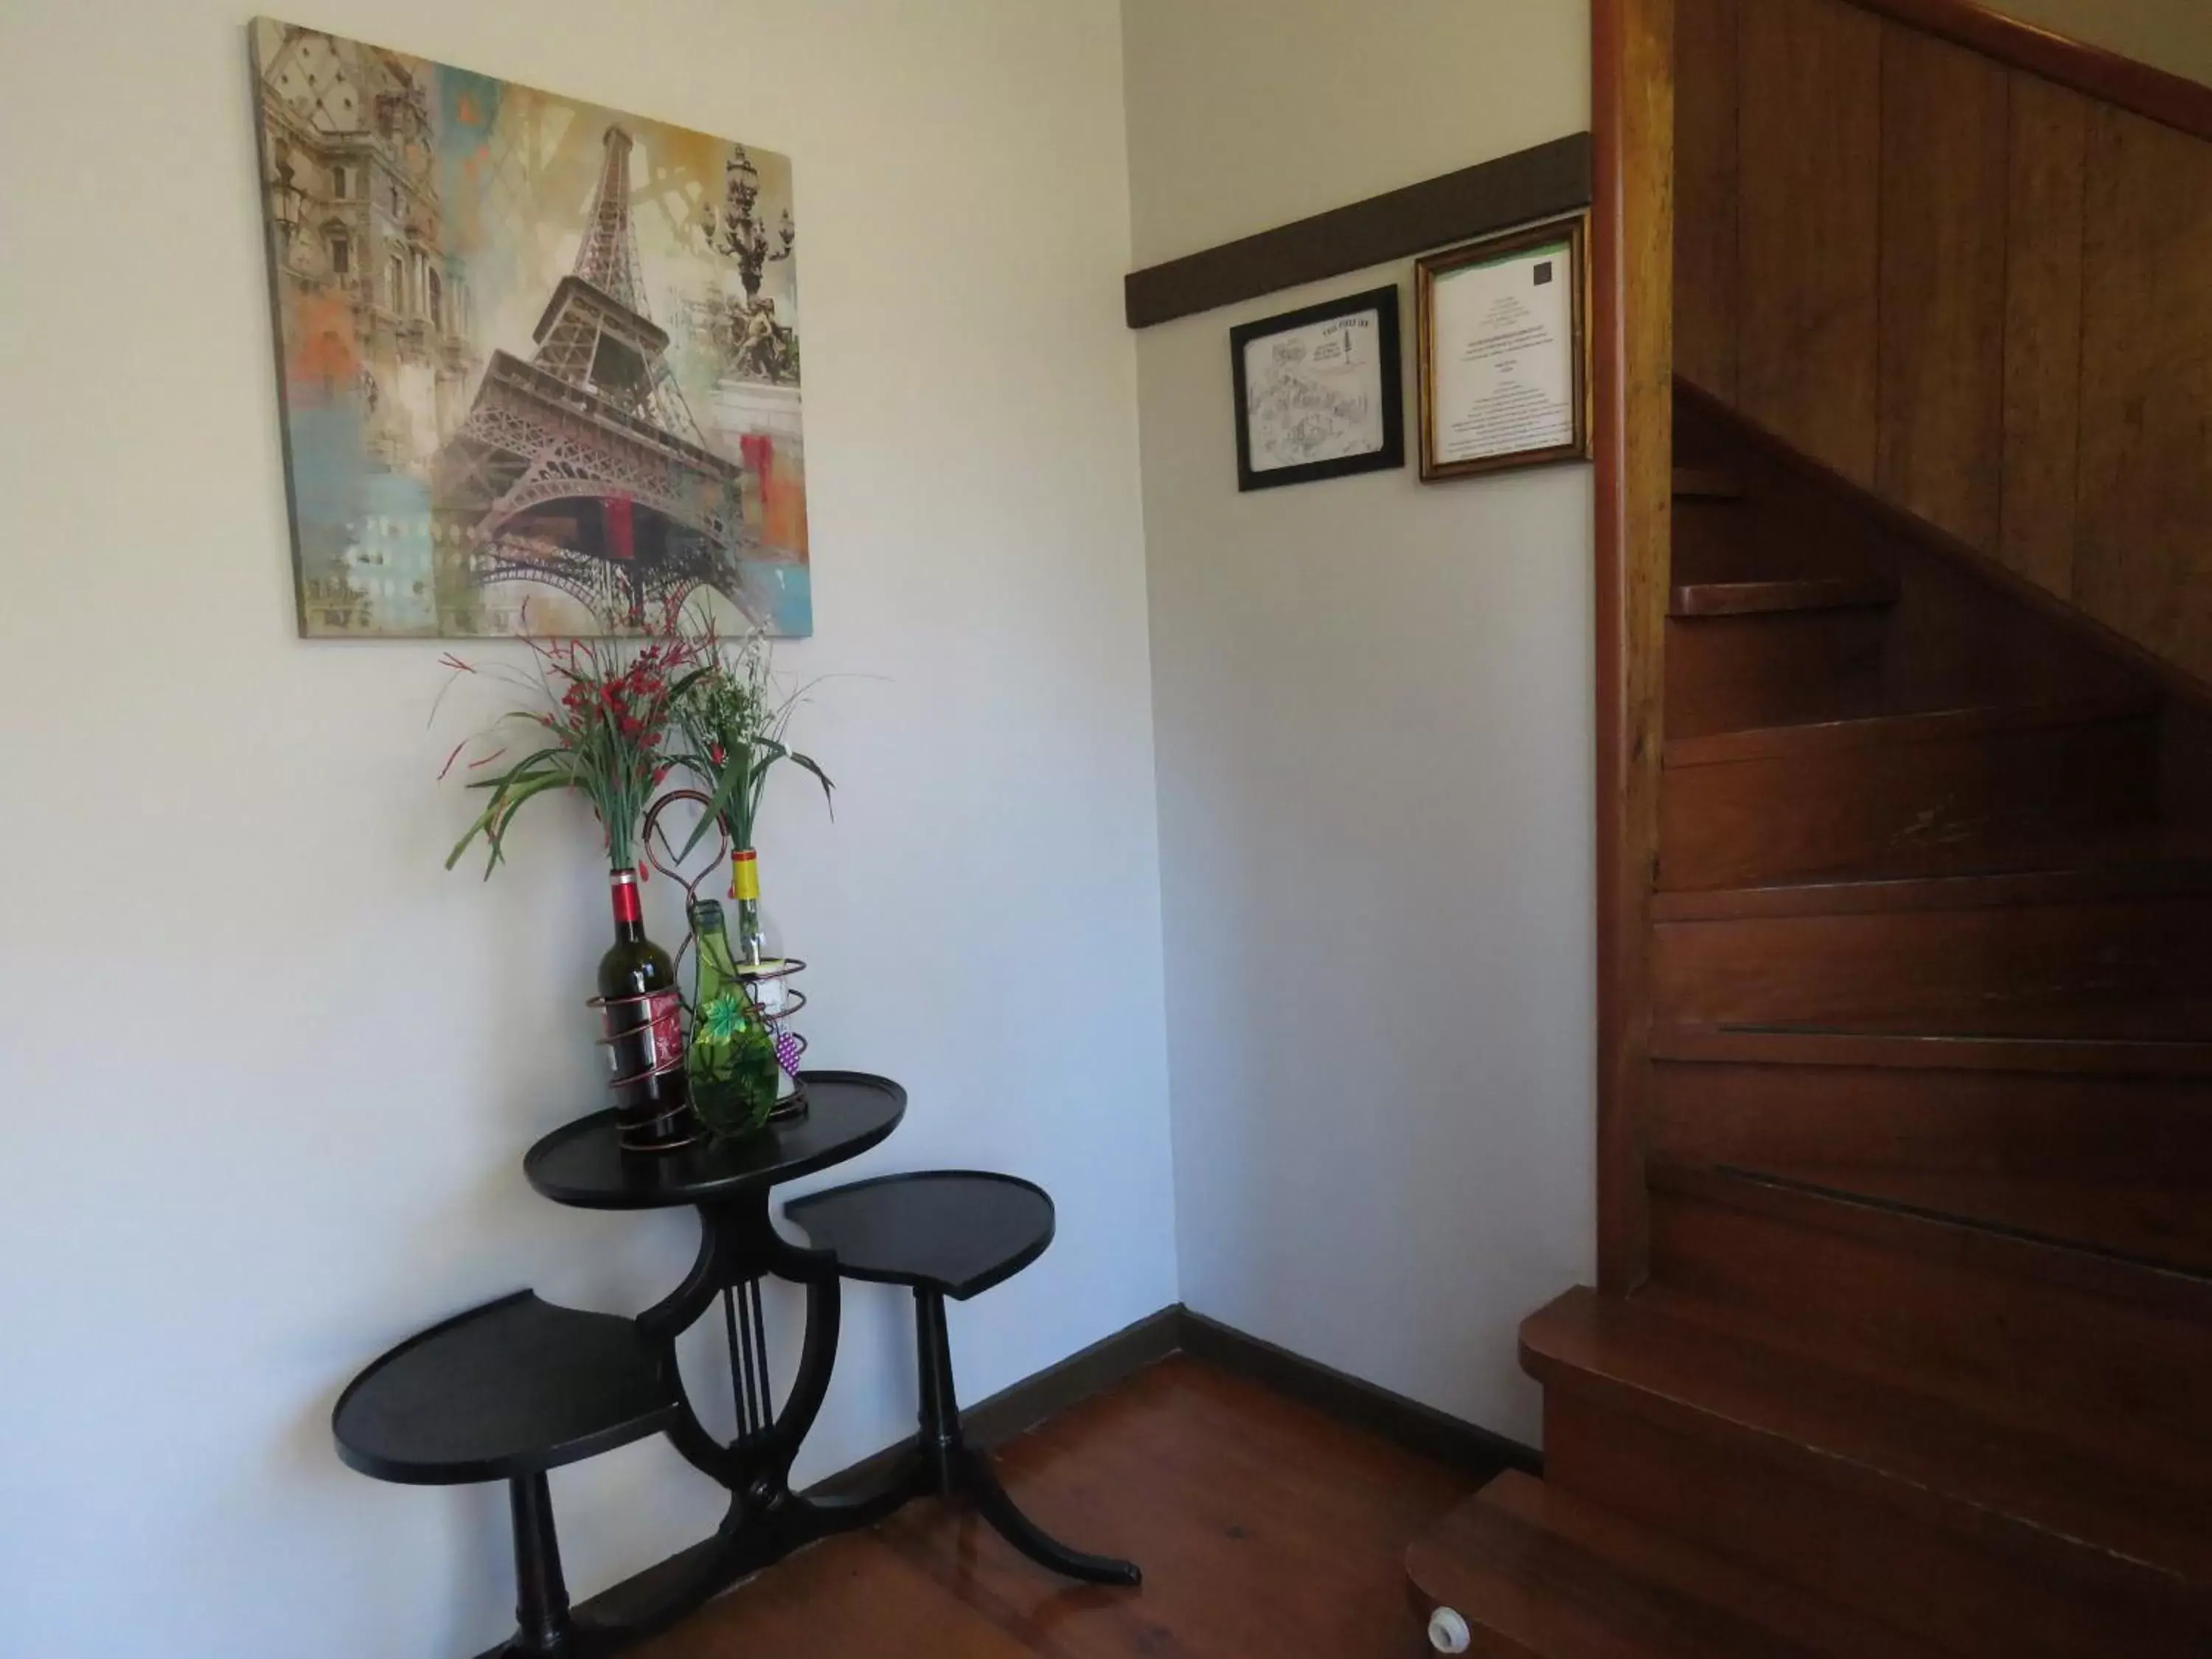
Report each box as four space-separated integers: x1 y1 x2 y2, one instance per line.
1230 285 1405 492
1416 216 1590 481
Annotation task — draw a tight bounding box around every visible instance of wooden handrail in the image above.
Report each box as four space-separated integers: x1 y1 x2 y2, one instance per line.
1847 0 2212 142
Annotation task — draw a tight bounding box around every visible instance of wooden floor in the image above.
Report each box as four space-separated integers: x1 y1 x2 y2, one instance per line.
636 1355 1473 1659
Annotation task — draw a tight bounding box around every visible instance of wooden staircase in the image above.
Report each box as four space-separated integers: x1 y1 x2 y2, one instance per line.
1407 389 2212 1655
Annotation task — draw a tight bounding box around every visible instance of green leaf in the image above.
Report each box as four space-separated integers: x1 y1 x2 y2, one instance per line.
678 755 757 859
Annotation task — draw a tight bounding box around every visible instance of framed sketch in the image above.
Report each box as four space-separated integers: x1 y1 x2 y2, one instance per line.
1416 216 1590 481
1230 285 1404 492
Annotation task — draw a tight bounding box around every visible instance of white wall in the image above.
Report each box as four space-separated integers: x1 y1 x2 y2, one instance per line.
0 4 1175 1656
1123 0 1597 1444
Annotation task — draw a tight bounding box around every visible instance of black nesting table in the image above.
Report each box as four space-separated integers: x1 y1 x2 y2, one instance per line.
338 1072 912 1658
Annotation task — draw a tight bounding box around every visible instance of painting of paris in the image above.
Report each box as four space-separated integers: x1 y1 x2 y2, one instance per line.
250 19 809 638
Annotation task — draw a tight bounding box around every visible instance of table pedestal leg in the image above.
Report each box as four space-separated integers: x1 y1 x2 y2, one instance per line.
507 1472 574 1656
913 1288 1142 1587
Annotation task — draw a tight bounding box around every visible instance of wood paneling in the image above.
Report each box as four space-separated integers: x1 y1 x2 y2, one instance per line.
1845 0 2212 145
1681 1 2212 697
1736 0 1882 483
1674 0 1739 398
2000 74 2090 597
1877 25 2010 546
2076 106 2212 686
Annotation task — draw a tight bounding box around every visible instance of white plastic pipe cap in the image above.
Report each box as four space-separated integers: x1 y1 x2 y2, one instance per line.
1427 1606 1472 1654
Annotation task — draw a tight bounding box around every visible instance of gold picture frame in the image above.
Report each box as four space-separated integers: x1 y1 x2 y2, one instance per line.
1415 215 1591 481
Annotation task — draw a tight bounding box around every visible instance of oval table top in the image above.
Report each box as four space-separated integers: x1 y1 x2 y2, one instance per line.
524 1071 906 1211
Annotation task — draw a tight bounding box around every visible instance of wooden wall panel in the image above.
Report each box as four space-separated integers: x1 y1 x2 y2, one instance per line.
1736 0 1882 484
1676 0 2212 697
1875 25 2009 548
2076 106 2212 686
1674 0 1739 398
1998 73 2090 598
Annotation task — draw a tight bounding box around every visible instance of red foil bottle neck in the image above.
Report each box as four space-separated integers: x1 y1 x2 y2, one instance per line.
610 869 643 926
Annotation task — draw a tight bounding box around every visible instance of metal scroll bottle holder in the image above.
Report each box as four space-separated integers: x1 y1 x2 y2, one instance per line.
597 789 811 1150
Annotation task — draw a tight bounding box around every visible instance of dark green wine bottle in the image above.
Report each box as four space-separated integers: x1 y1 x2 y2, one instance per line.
599 868 692 1151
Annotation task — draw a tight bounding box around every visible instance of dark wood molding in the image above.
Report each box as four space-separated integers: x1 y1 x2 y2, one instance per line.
1123 134 1593 329
1590 0 1674 1295
1845 0 2212 144
1674 378 2212 718
526 1304 1533 1651
1178 1312 1542 1479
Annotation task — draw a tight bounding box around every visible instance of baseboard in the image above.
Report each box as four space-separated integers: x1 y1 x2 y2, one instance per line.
555 1302 1537 1641
1178 1310 1543 1479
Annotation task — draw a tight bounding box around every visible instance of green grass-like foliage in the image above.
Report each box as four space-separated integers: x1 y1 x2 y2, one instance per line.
672 621 833 858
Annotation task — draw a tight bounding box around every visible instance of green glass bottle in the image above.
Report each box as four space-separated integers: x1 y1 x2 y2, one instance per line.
684 897 779 1140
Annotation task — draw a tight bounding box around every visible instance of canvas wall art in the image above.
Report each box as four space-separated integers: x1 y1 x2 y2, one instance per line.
250 18 810 638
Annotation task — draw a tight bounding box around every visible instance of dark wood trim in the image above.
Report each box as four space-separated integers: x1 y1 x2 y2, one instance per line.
532 1304 1533 1650
1123 134 1594 329
1178 1312 1542 1478
1590 0 1675 1296
1845 0 2212 144
1675 378 2212 718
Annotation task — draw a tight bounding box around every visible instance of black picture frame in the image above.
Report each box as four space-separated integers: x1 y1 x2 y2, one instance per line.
1229 285 1405 492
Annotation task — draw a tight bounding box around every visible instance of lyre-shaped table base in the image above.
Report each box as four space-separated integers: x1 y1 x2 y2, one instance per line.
479 1208 1133 1658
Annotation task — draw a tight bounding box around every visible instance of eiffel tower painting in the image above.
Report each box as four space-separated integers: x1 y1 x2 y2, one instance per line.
250 19 809 639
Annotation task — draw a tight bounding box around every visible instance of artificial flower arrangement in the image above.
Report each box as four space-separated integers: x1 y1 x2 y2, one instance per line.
438 608 831 1149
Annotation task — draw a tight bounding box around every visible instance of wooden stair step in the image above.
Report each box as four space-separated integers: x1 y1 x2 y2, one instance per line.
1670 572 1897 618
1525 1288 2212 1654
1669 501 1896 619
1652 849 2212 920
1654 822 2212 899
1672 467 1746 502
1406 1470 1947 1659
1650 1021 2212 1076
1663 686 2155 768
1644 1162 2212 1471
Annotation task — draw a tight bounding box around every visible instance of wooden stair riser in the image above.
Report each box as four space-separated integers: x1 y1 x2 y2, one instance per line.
1651 1060 2212 1271
1653 894 2212 1034
1646 1176 2212 1453
1666 610 1889 737
1659 714 2159 888
1652 1060 2212 1179
1540 1390 2205 1659
1407 1472 1941 1659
